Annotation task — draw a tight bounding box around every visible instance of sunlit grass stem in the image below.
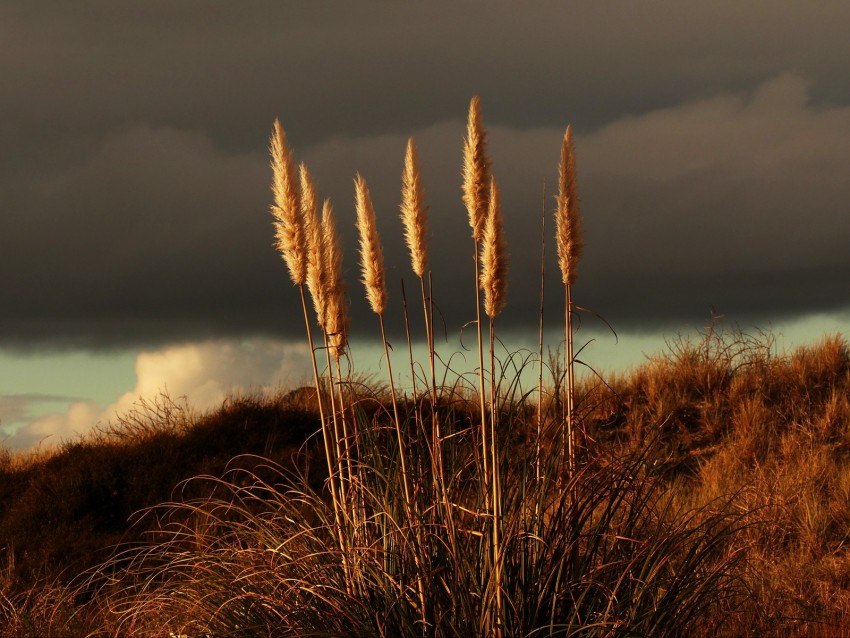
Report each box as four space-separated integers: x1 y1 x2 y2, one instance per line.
355 174 411 509
321 198 356 517
481 176 508 632
555 126 583 473
400 138 440 474
269 124 346 566
462 96 492 488
536 181 546 489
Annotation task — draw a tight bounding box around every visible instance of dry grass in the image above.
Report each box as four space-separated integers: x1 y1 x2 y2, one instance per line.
269 118 307 286
321 198 348 359
1 99 848 636
462 95 491 242
555 126 582 287
354 173 388 316
400 137 429 278
0 332 848 635
480 177 508 320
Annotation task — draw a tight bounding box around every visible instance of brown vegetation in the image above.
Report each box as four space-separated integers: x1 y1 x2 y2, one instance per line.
0 330 847 635
1 99 847 636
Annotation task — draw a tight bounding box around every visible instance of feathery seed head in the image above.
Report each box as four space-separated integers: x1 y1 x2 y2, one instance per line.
481 177 508 318
300 164 326 327
322 199 348 359
462 96 492 241
354 174 387 316
400 138 429 277
269 120 307 285
555 126 584 285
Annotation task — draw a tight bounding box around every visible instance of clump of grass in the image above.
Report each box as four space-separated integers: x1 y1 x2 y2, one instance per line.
23 99 850 636
5 330 850 634
74 97 762 637
97 432 751 637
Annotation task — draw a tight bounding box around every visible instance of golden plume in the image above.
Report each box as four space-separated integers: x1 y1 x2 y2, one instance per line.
269 119 307 285
322 198 348 359
400 138 429 277
480 176 508 318
354 174 388 316
462 96 491 241
555 126 583 285
300 163 326 329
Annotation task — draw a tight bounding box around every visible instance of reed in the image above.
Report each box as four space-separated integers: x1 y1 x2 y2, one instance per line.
269 120 307 286
554 125 583 472
480 175 508 632
400 137 435 397
400 137 441 483
536 182 547 491
354 173 410 508
480 177 508 321
301 164 327 330
269 129 343 560
462 95 492 485
322 198 349 362
319 198 353 505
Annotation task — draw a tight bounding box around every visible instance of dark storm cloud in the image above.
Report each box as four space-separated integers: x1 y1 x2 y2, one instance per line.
1 2 849 349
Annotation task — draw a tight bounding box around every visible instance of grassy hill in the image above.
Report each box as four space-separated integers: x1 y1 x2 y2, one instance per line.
0 328 848 636
0 390 324 597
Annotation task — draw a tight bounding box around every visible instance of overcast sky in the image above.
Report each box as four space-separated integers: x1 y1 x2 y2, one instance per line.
2 2 849 449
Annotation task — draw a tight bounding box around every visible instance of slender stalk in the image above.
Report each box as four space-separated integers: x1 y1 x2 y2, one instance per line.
473 243 489 482
401 280 433 509
537 181 546 488
420 278 439 446
400 137 440 484
322 333 346 513
400 279 420 418
462 96 492 488
379 313 409 506
299 284 336 519
401 279 424 496
320 197 354 505
481 176 508 634
399 281 431 636
355 174 411 510
533 181 547 565
565 285 575 473
489 313 503 632
318 330 352 594
426 272 437 419
554 126 583 474
333 356 356 522
333 353 355 506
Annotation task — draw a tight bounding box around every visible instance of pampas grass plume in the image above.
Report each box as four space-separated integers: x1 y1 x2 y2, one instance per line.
300 163 327 328
354 174 387 316
555 126 583 285
481 176 508 318
462 96 491 241
322 198 348 358
400 138 429 277
270 120 306 285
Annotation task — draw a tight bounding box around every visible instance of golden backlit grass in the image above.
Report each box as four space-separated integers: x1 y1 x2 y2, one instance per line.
1 97 848 636
0 332 848 635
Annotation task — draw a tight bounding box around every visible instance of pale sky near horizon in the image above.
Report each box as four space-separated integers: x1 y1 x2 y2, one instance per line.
2 2 849 450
